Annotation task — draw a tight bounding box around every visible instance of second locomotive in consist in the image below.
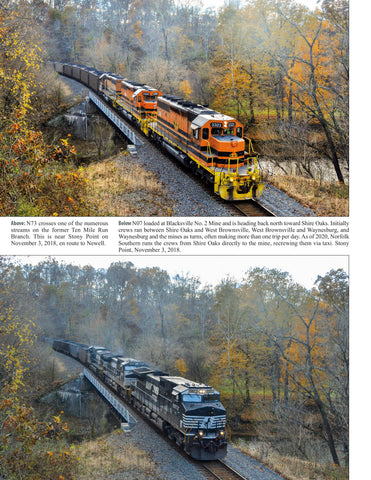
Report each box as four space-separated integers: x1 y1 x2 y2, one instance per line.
52 61 264 201
52 339 227 460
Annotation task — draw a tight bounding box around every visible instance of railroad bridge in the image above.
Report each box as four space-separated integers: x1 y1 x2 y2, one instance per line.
82 367 135 428
88 91 143 147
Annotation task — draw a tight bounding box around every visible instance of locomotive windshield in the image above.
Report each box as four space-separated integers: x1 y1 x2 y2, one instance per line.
211 127 222 135
125 365 138 371
203 393 220 402
211 127 236 136
182 392 220 402
183 393 202 402
143 92 158 101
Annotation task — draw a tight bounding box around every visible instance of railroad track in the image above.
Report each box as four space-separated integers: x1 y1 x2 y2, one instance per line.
200 460 249 480
232 199 276 217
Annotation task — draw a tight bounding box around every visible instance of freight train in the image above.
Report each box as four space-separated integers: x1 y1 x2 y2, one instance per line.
52 338 227 460
52 61 264 201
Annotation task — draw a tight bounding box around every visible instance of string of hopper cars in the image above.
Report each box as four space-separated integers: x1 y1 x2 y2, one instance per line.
52 338 228 460
53 62 264 201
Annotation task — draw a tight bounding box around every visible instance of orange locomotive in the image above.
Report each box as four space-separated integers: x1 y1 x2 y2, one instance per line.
101 74 161 125
151 95 263 200
53 62 264 201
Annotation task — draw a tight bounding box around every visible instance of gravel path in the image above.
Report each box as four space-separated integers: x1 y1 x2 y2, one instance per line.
132 142 232 217
225 445 287 480
119 414 207 480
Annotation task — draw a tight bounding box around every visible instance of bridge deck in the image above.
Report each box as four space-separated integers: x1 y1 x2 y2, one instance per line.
88 91 143 146
83 368 136 425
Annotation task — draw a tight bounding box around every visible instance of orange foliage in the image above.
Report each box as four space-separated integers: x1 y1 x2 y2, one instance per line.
283 299 334 395
287 18 346 119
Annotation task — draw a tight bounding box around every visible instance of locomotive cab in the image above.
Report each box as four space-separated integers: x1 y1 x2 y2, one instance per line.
120 81 161 121
179 386 227 460
158 377 227 460
135 89 160 110
191 115 246 169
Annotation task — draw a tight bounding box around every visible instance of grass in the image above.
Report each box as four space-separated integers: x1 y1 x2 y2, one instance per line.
265 173 349 216
234 439 348 480
83 154 173 216
75 430 161 480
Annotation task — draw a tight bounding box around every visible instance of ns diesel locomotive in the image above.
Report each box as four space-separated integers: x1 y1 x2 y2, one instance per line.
52 61 264 201
52 339 227 460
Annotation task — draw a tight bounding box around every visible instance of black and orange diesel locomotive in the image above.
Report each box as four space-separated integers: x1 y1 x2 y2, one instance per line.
101 74 161 123
53 62 264 201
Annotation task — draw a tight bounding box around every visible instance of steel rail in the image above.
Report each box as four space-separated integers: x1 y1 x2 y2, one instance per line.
200 460 249 480
232 200 276 217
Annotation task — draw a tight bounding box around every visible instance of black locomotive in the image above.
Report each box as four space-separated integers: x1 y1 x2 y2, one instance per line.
52 339 227 460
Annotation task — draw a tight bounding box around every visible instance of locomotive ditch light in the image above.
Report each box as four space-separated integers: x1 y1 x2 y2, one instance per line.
219 430 225 436
199 430 204 437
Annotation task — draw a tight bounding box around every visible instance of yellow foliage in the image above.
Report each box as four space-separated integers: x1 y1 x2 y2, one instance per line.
179 79 192 100
287 18 347 120
0 308 36 394
0 279 77 478
175 357 187 377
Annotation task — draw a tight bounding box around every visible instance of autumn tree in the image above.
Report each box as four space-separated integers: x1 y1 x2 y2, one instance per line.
210 279 253 412
0 257 77 479
240 267 295 406
315 268 349 464
265 0 348 182
0 3 97 216
257 274 349 466
213 6 253 120
237 266 349 465
212 3 278 125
